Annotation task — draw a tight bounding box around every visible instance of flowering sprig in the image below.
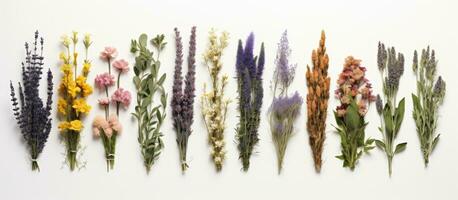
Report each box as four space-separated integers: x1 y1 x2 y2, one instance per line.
9 31 53 171
375 42 406 176
201 29 230 171
131 33 167 173
333 56 375 170
305 31 330 173
412 47 446 167
57 31 93 171
92 47 131 171
171 27 197 172
269 31 303 173
235 33 265 171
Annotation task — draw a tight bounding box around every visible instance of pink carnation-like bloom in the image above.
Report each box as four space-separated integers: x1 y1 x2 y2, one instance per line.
100 47 118 61
112 59 129 73
111 88 131 107
108 115 122 134
95 72 115 89
98 97 110 106
93 115 107 137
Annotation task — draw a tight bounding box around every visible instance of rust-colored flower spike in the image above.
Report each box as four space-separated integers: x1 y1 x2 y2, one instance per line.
305 30 330 173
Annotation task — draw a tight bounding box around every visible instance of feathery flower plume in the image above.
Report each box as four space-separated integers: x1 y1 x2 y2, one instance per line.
269 31 303 173
235 33 265 171
412 47 446 167
171 27 197 172
201 29 230 171
9 31 53 171
305 31 330 173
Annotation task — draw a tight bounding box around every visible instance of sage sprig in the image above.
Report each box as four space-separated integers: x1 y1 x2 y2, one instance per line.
131 33 167 173
334 56 375 170
412 47 446 167
375 42 406 176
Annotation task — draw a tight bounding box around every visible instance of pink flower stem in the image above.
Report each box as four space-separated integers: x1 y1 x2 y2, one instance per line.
116 72 121 116
107 58 112 75
105 86 109 119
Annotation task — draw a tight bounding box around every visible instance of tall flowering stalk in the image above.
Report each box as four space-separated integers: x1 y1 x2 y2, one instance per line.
201 29 230 171
92 47 131 171
235 33 265 171
334 56 375 170
171 27 197 172
375 42 407 176
305 31 330 173
57 32 93 171
269 31 303 173
412 47 446 167
9 31 53 171
131 34 167 173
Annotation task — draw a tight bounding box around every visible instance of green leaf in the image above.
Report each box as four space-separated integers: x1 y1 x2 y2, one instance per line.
412 94 420 111
133 76 141 88
394 98 405 135
158 73 166 85
383 103 394 138
344 100 360 130
139 34 148 47
375 139 385 150
335 155 344 160
394 142 407 154
432 134 440 152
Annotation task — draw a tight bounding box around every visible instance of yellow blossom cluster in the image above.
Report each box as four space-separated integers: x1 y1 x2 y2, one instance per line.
57 31 93 133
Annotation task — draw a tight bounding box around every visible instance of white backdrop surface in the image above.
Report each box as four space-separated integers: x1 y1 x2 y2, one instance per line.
1 0 457 199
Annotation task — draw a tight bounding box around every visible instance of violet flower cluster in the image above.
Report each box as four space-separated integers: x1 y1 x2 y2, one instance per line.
269 31 303 173
10 31 53 171
235 33 265 171
171 27 197 172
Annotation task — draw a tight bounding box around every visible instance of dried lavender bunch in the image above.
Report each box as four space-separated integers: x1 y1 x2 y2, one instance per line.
235 33 265 171
171 27 197 172
375 42 407 176
334 56 375 170
131 33 167 173
412 47 446 167
305 31 330 173
269 31 303 173
10 31 53 171
201 29 230 171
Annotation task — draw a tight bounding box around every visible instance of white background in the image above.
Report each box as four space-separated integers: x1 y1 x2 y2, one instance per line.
1 0 457 199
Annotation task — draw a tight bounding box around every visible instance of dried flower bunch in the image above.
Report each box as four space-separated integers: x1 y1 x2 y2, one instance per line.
375 42 406 176
412 47 446 167
269 31 303 173
9 31 53 171
57 31 93 171
171 27 197 172
305 31 330 173
201 29 230 171
235 33 265 171
92 47 131 171
333 56 375 170
131 33 167 173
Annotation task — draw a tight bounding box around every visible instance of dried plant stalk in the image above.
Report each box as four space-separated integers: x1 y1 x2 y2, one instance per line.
305 31 330 173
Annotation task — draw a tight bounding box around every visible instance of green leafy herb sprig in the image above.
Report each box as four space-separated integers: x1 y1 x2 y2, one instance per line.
412 47 446 167
131 34 167 173
374 43 407 176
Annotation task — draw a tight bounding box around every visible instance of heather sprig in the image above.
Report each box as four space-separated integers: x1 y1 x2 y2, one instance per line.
57 31 93 171
171 27 197 172
412 46 446 167
334 56 375 170
375 42 406 176
269 31 303 173
131 33 167 174
9 31 53 171
92 47 131 171
201 29 230 171
235 33 265 171
305 31 330 173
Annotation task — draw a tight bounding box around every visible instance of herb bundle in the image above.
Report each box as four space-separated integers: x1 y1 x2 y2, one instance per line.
131 34 167 173
375 43 406 176
235 33 265 171
201 29 230 171
171 27 197 172
92 47 131 171
334 56 375 170
305 31 330 173
412 47 446 167
9 31 53 171
269 31 303 173
57 32 93 171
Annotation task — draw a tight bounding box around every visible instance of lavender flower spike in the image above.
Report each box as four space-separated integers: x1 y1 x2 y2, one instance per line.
10 31 53 171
